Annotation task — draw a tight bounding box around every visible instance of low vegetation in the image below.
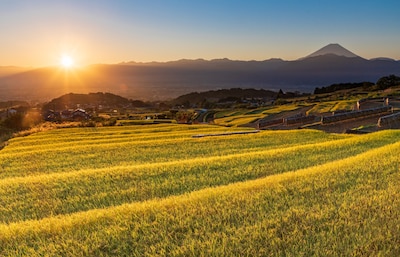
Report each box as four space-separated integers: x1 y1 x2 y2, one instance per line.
0 124 399 256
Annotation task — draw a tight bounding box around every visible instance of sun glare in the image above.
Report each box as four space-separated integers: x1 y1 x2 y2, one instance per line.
60 54 74 68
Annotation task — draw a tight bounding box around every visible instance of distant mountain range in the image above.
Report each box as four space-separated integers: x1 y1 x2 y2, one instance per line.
0 44 399 102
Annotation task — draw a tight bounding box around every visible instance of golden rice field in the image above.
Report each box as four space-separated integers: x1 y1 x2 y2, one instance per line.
0 124 399 256
213 104 300 126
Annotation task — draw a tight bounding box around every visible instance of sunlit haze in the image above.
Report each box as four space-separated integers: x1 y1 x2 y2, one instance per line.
1 0 400 67
60 55 74 69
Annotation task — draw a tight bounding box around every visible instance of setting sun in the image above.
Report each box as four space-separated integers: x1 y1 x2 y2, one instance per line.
60 54 74 68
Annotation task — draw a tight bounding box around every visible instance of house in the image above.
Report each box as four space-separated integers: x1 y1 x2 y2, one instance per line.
61 110 73 120
7 109 17 116
72 109 90 121
0 109 18 121
43 110 61 121
44 108 90 121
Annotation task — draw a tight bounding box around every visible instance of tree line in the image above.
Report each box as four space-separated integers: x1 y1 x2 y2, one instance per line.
314 75 400 94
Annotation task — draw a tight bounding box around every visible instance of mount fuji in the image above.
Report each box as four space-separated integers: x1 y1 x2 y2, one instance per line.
303 43 360 59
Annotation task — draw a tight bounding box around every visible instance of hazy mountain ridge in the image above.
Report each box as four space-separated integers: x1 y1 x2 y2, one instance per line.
1 44 399 101
0 66 31 77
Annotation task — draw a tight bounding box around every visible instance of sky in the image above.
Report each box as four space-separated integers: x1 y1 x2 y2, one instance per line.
1 0 399 67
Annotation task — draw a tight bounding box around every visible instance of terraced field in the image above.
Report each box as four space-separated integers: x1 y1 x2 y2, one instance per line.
213 104 301 126
0 124 399 256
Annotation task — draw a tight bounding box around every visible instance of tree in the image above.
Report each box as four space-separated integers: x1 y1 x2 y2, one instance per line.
376 75 400 90
276 89 285 99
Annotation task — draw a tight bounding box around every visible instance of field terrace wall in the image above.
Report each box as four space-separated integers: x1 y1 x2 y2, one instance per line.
284 114 317 125
378 112 400 128
331 109 353 115
358 97 389 104
257 118 284 129
357 97 390 110
322 106 393 124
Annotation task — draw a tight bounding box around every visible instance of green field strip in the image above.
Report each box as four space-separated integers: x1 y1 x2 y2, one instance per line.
4 124 215 144
3 125 253 150
213 104 303 126
1 126 255 155
0 129 348 178
0 140 399 256
0 130 398 223
331 100 356 112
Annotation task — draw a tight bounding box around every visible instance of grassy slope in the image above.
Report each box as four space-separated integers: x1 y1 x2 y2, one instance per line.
0 124 399 256
213 104 301 126
212 100 360 127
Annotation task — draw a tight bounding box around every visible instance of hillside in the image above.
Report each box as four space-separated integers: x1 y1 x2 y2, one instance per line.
42 92 132 111
0 66 30 77
171 88 278 106
0 124 399 255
